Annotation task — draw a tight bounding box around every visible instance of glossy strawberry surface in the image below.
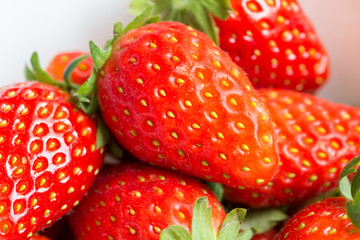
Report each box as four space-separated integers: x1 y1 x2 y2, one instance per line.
46 51 93 85
0 82 104 240
97 21 279 189
69 163 225 240
215 0 329 92
276 197 360 239
225 89 360 207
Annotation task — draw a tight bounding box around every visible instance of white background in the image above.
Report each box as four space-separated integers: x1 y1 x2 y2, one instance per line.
0 0 359 106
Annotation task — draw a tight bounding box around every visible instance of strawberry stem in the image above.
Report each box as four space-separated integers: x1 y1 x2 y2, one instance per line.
129 0 232 45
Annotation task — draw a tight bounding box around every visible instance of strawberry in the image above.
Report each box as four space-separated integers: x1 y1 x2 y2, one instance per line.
131 0 329 92
276 197 360 239
46 51 93 85
0 82 104 240
90 11 279 188
252 229 277 240
224 89 360 207
68 163 228 239
30 235 51 240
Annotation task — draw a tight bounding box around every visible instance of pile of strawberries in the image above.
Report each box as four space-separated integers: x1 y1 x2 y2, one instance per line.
2 0 360 239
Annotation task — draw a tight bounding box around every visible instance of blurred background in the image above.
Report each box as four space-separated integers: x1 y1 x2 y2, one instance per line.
0 0 359 105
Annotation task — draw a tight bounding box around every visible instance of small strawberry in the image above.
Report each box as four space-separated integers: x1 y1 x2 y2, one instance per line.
252 229 277 240
131 0 329 92
30 235 51 240
46 51 93 85
89 9 279 188
276 197 360 239
224 89 360 207
68 162 245 240
0 82 104 240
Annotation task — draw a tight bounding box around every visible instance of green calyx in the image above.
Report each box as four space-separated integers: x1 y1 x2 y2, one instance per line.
24 7 155 150
160 197 252 240
130 0 232 45
339 155 360 229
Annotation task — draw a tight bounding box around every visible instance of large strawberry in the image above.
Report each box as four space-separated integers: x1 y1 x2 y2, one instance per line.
46 51 93 85
131 0 329 92
68 163 248 240
88 9 279 189
224 89 360 208
0 82 104 240
276 197 360 239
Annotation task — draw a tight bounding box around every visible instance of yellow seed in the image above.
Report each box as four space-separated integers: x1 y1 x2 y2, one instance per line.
61 204 68 210
197 72 204 80
262 135 270 143
219 153 227 160
221 80 229 87
129 227 136 235
156 188 163 194
49 192 56 200
0 120 8 127
204 92 213 98
298 223 306 229
192 123 201 129
254 49 261 56
178 150 185 157
210 111 218 119
242 144 249 151
213 61 221 67
264 157 271 163
250 101 257 108
293 125 302 132
229 98 237 106
184 100 192 107
217 132 224 139
44 209 50 217
167 111 175 118
201 160 210 167
155 206 161 213
171 132 179 139
146 120 154 127
223 173 231 179
318 152 327 158
290 148 299 153
134 191 141 197
153 64 160 70
330 141 340 149
130 129 137 137
178 211 185 219
302 160 311 167
152 139 160 147
256 179 264 184
169 36 178 42
176 78 185 84
129 208 136 215
237 123 245 129
317 127 326 134
177 191 184 198
149 43 157 48
232 69 239 78
336 125 345 132
15 203 22 212
67 187 75 193
242 166 250 172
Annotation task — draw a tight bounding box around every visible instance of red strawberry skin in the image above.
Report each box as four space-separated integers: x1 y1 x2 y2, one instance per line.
0 82 104 240
97 21 279 188
215 0 329 92
276 197 360 239
69 163 226 240
30 235 50 240
46 51 93 85
252 229 277 240
225 89 360 207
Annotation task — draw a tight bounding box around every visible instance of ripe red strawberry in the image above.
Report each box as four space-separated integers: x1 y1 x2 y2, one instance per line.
0 82 104 240
30 235 51 240
131 0 329 92
252 229 277 240
46 51 93 85
94 19 279 188
215 0 329 92
224 89 360 207
68 163 226 239
276 197 360 239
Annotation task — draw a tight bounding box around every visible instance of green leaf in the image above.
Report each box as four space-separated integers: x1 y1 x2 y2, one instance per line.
123 5 154 33
206 182 224 202
218 208 246 240
96 116 111 149
25 65 37 80
347 189 360 229
77 69 97 96
109 138 124 158
241 209 287 234
89 41 112 71
28 52 67 89
200 0 232 20
160 225 192 240
352 170 360 199
236 229 254 240
63 54 89 91
192 197 215 240
339 155 360 200
129 0 154 15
